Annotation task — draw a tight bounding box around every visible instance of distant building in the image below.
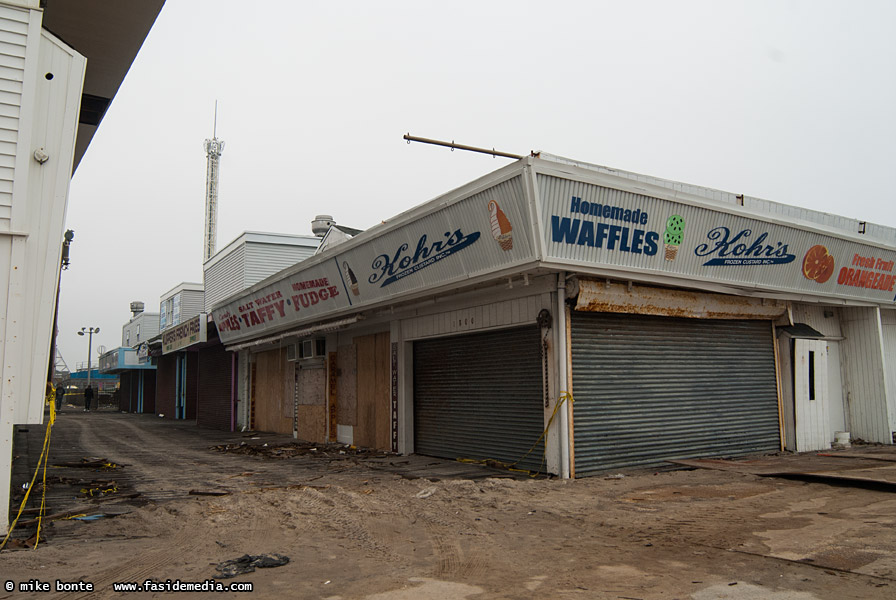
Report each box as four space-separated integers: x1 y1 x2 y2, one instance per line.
203 231 320 314
160 282 205 332
123 302 160 348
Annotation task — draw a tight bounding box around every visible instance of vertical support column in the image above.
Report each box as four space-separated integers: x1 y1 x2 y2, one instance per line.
556 272 570 479
230 353 237 432
0 421 11 536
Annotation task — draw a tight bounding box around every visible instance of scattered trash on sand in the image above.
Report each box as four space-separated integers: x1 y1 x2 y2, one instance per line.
53 457 120 470
214 553 290 579
415 487 436 499
189 489 231 497
211 441 391 460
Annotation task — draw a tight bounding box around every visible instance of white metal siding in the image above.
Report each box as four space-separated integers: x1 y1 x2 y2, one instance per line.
864 223 896 245
790 304 842 338
244 243 315 288
180 289 205 322
0 6 28 230
2 25 84 424
139 314 160 342
882 309 896 434
400 292 552 340
839 307 891 443
204 243 245 312
122 313 160 347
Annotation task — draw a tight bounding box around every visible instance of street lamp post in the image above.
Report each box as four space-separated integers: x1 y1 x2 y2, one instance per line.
77 326 100 391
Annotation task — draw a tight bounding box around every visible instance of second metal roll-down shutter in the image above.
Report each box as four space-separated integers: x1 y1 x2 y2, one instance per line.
413 326 546 472
571 312 780 476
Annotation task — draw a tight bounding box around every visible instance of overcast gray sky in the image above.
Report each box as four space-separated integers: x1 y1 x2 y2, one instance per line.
56 0 896 369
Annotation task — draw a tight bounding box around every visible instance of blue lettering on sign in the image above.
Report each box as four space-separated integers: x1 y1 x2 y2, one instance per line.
551 216 659 256
369 229 481 287
695 227 796 266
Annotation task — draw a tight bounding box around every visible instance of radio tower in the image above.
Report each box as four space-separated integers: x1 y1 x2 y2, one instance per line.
203 102 224 262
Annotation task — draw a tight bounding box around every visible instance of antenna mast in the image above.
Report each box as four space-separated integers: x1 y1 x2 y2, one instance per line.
203 101 224 262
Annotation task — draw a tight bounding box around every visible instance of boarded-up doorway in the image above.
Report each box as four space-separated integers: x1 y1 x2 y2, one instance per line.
254 348 294 435
354 332 391 450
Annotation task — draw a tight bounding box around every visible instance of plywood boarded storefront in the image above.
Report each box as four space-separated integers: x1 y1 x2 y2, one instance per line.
353 332 391 450
254 348 294 435
296 362 327 442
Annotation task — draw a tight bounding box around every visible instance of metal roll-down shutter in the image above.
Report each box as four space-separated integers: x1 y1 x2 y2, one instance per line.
414 326 546 472
571 312 780 476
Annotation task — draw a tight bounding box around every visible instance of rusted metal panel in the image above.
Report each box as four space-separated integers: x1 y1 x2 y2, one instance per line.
571 278 788 320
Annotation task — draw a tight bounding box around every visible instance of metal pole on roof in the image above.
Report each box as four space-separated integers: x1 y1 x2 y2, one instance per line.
403 133 525 160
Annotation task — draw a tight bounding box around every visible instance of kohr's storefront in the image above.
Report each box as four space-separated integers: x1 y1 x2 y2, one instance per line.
210 154 896 478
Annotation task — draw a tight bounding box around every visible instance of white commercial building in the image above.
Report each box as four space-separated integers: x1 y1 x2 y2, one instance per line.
0 0 165 534
211 154 896 478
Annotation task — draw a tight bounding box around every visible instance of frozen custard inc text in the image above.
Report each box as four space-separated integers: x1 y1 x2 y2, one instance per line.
550 196 660 255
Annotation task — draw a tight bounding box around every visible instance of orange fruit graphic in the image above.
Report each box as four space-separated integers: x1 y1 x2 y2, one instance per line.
802 244 835 283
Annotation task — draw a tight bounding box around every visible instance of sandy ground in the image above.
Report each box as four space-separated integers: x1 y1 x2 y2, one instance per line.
2 410 895 599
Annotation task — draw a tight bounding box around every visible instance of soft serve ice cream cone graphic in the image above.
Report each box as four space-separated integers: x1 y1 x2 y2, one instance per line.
342 261 360 296
487 200 513 251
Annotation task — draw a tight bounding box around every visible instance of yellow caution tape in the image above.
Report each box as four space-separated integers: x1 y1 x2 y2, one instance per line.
0 385 57 551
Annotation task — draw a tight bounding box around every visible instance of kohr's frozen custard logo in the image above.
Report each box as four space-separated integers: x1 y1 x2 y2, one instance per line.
695 226 796 266
369 228 480 288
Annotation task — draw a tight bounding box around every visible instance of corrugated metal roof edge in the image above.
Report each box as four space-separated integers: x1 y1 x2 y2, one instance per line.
532 157 896 252
203 231 321 270
536 152 896 245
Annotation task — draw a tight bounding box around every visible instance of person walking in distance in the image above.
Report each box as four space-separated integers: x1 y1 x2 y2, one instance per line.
83 385 94 412
55 382 65 412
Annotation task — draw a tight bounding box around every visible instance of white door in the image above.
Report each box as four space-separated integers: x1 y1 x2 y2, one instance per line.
794 339 831 451
826 341 848 439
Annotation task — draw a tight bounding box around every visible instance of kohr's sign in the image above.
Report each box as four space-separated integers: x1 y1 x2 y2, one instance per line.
368 228 480 288
695 226 796 266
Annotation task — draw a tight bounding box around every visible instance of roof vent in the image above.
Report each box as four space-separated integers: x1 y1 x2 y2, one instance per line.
130 301 145 316
311 215 334 237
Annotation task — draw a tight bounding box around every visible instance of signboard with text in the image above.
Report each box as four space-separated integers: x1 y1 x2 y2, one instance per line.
212 174 535 344
539 173 896 306
162 314 208 354
211 159 896 347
